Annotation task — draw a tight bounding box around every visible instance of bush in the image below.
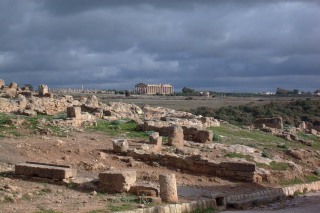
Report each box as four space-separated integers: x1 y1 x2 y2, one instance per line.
262 149 271 158
314 168 320 176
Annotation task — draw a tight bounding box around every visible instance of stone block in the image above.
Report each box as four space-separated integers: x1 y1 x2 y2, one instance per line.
67 106 81 118
113 139 129 154
129 185 159 197
168 125 184 147
220 162 255 172
149 132 162 152
15 162 76 180
197 130 213 143
9 82 18 89
159 173 178 203
99 170 136 193
39 84 49 96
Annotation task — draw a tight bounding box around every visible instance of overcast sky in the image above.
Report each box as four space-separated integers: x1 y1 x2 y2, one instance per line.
0 0 320 92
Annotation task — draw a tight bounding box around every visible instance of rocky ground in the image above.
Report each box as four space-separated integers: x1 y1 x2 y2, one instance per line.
0 81 319 213
0 130 266 213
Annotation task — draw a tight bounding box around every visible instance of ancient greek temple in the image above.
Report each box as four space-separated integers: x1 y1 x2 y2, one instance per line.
135 83 174 95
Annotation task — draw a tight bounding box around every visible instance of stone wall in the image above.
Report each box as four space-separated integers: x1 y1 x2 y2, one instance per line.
128 150 255 182
116 197 226 213
255 117 283 129
143 121 214 143
227 181 320 209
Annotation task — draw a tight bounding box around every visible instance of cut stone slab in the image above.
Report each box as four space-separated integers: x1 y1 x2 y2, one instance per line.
15 162 76 180
113 139 129 154
99 170 136 193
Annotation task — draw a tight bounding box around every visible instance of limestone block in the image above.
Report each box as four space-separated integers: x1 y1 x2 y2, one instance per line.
39 84 49 96
220 162 256 172
113 139 129 154
129 185 159 197
149 132 162 152
67 106 81 118
159 173 178 203
99 170 136 193
15 162 76 180
197 130 213 143
168 125 184 147
9 82 18 89
255 117 283 129
18 94 27 111
0 79 5 89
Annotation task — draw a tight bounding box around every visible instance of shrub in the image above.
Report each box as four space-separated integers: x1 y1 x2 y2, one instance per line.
262 149 271 158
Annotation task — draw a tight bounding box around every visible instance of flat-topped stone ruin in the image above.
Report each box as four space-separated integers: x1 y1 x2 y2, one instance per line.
15 162 76 180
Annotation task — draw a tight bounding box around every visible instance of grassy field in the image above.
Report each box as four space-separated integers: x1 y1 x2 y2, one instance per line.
209 123 320 151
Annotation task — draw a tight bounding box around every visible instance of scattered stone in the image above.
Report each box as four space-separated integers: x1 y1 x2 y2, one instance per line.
255 117 283 129
99 170 136 193
113 139 129 154
159 173 178 203
168 125 184 147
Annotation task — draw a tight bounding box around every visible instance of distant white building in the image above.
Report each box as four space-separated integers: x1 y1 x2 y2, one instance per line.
135 83 174 95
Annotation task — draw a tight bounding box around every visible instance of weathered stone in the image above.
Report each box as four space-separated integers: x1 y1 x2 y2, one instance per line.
255 117 283 129
149 132 162 151
8 82 18 89
15 162 76 180
175 147 200 156
4 88 17 98
197 130 213 143
129 185 159 197
99 170 136 193
85 95 100 108
0 98 15 113
17 94 27 111
168 125 184 147
310 129 318 135
220 162 256 172
113 139 129 153
0 79 4 89
21 109 37 117
67 106 81 118
38 84 49 96
159 173 178 203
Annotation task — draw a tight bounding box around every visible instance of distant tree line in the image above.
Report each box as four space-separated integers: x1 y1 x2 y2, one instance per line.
190 99 320 127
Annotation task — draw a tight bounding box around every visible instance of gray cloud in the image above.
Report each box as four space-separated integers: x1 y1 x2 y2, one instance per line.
0 0 319 92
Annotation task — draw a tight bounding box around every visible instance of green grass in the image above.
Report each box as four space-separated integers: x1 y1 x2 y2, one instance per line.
225 152 253 161
3 195 15 203
87 210 109 213
192 207 218 213
280 178 304 186
269 161 288 171
209 123 318 150
305 175 320 182
87 120 149 139
34 209 63 213
256 161 289 171
22 193 32 201
108 203 135 212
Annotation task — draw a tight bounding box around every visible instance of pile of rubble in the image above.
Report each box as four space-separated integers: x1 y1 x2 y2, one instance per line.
254 117 318 146
0 80 220 137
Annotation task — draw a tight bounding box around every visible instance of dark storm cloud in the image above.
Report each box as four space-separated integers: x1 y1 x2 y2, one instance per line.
0 0 320 92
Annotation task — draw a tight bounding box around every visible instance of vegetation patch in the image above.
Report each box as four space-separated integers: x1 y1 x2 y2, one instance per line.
192 207 218 213
87 120 149 139
269 161 288 171
280 178 304 186
191 99 320 127
225 152 253 161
